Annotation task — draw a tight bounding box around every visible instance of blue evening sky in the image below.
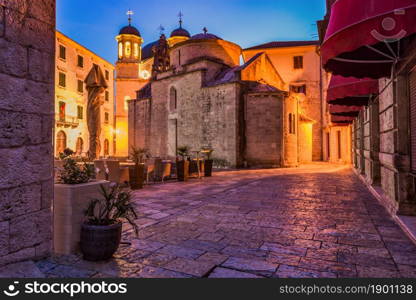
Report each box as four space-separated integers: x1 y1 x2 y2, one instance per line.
57 0 325 63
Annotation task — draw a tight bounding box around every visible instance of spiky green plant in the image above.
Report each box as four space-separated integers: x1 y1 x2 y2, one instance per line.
177 145 190 160
130 146 149 164
85 184 139 236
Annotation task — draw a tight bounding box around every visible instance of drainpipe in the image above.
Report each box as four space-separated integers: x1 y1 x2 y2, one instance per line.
281 95 286 167
297 95 300 166
319 54 325 161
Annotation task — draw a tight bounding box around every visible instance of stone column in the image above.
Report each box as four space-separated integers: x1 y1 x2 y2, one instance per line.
395 74 414 215
0 1 55 266
379 77 401 214
354 111 365 174
364 101 381 185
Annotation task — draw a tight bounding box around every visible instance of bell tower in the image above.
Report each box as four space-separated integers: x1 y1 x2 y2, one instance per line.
115 10 143 78
115 10 147 157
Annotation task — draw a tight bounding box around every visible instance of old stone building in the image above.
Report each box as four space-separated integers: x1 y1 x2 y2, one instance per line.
320 0 416 218
0 0 55 266
243 41 352 164
55 31 115 157
128 30 324 168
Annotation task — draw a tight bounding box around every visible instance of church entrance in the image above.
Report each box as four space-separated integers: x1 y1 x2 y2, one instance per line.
168 119 178 158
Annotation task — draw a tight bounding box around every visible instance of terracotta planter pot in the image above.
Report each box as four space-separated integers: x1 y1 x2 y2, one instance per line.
53 180 109 255
204 159 213 177
80 222 122 261
129 163 145 190
177 160 189 181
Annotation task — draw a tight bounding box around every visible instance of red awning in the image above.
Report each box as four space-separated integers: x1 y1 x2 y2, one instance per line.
329 105 362 117
322 0 416 78
331 115 355 124
327 75 378 106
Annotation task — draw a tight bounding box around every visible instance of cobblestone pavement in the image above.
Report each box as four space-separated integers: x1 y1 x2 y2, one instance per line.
36 164 416 278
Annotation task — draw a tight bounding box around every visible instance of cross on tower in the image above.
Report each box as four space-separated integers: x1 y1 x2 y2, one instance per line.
158 25 165 35
127 9 134 26
178 11 184 28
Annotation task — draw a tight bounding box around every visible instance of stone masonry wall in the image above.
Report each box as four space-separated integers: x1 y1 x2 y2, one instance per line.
0 0 55 266
378 78 399 212
152 70 240 166
245 93 284 167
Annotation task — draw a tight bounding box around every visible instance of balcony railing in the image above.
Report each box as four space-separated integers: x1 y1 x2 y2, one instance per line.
55 114 80 128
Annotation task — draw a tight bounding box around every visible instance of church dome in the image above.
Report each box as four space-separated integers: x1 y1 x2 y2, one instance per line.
142 41 158 60
119 25 141 37
191 33 222 40
170 27 191 38
191 29 222 40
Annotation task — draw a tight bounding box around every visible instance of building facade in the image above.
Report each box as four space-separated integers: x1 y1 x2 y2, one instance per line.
128 31 324 168
243 41 352 164
55 31 115 158
320 0 416 217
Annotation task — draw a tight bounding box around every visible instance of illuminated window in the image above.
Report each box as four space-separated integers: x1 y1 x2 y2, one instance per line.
294 56 303 69
125 41 131 57
124 96 131 111
58 102 66 122
134 43 139 58
118 42 123 58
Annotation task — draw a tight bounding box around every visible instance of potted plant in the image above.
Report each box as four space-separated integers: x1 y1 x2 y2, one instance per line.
176 145 190 181
54 149 109 255
80 184 139 261
129 147 148 189
202 148 214 177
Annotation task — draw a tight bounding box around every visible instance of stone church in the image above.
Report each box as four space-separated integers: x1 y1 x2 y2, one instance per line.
116 17 322 168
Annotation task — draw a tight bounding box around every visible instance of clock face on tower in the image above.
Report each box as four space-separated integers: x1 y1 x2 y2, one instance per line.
140 70 150 80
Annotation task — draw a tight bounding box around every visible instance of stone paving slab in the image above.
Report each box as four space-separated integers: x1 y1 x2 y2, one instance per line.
30 164 416 278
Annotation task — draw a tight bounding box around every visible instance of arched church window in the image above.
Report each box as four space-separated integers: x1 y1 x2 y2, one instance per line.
104 139 110 156
118 42 123 59
125 41 131 57
170 87 177 111
56 131 67 157
76 137 83 156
